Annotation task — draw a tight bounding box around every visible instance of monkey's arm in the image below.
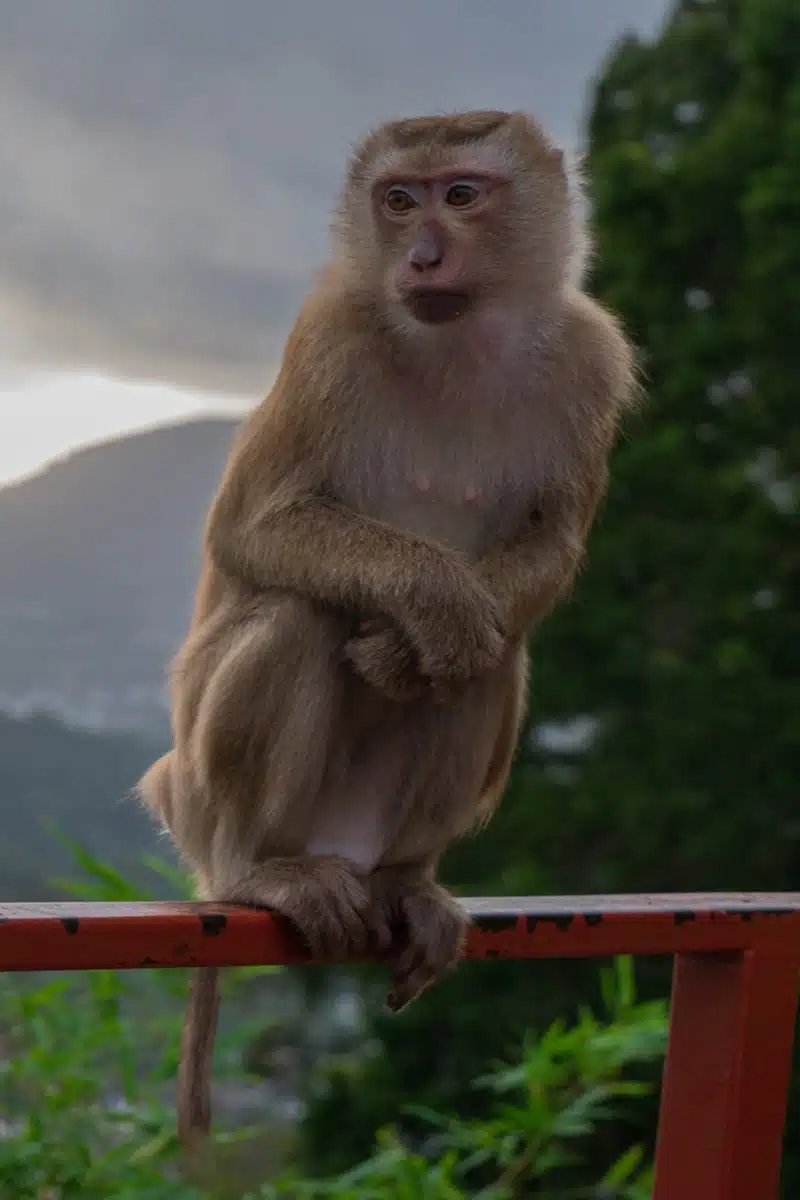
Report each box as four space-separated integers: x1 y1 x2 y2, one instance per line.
476 478 604 641
206 475 505 683
481 292 637 642
211 483 453 619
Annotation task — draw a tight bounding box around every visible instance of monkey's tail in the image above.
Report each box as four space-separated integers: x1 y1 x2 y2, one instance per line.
178 965 221 1164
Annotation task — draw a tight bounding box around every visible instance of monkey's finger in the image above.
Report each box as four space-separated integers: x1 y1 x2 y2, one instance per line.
282 896 369 961
302 917 368 961
354 616 395 638
343 627 395 655
345 638 429 702
385 957 437 1013
366 908 394 955
282 912 329 960
328 897 372 958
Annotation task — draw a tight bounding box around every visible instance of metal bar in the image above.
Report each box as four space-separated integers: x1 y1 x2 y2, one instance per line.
1 896 799 1193
653 950 800 1200
0 894 799 972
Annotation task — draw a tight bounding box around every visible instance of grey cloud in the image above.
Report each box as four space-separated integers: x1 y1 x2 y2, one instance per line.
0 0 668 396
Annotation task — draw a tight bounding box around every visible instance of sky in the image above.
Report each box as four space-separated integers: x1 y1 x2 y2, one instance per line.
0 0 669 485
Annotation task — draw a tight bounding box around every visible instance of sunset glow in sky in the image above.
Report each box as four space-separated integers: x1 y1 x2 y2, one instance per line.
0 0 667 488
0 374 246 485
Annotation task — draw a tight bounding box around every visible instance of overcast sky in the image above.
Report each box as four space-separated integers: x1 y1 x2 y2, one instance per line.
0 0 669 484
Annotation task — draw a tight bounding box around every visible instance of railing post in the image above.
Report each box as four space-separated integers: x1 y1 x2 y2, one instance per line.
653 950 799 1200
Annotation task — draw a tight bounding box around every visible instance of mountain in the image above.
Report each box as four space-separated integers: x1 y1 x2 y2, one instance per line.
0 710 170 899
0 416 238 731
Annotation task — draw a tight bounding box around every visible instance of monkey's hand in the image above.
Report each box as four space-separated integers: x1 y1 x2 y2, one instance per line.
344 617 429 702
405 565 507 685
346 593 503 703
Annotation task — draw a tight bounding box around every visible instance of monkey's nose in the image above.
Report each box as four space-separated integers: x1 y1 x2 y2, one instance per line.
408 225 445 271
409 246 444 270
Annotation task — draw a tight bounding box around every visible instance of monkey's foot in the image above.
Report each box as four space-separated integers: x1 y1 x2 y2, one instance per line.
224 855 377 959
368 871 469 1011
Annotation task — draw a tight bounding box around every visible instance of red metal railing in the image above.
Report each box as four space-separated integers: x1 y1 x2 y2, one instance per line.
1 892 798 1199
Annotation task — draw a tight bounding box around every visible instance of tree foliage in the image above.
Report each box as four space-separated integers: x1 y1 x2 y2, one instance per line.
301 0 800 1188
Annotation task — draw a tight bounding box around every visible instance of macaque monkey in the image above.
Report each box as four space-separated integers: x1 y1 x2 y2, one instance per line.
139 109 638 1153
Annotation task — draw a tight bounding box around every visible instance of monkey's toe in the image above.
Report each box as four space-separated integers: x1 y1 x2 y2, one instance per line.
362 895 397 957
384 884 468 1012
227 856 371 961
292 863 371 959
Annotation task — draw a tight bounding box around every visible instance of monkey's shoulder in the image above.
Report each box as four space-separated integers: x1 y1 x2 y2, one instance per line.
554 289 640 413
277 281 385 401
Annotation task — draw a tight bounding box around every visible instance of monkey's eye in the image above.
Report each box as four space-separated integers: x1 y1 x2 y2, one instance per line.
384 187 417 214
444 181 481 208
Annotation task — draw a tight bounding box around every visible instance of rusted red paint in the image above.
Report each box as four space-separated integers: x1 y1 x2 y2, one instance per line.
1 892 798 1199
1 893 799 972
654 951 799 1200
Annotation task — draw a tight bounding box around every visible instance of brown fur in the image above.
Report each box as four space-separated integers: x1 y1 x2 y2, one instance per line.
138 108 638 1156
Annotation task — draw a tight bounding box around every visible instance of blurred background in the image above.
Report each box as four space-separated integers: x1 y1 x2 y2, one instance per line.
0 0 797 1196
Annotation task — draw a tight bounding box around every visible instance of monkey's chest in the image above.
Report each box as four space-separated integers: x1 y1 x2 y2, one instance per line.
360 475 528 560
339 401 542 557
378 496 490 558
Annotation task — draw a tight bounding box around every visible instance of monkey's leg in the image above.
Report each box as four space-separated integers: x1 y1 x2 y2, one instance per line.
371 648 528 1010
172 595 375 958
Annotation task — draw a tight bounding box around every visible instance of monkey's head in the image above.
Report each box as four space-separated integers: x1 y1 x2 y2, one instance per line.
335 110 585 331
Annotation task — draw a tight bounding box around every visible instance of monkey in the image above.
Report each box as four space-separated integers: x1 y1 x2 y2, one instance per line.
138 108 638 1156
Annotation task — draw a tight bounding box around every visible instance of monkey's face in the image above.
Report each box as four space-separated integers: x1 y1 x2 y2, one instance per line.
373 170 514 326
337 112 576 327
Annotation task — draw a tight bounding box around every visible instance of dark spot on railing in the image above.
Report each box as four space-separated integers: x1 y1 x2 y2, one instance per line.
475 914 518 933
674 911 696 926
548 914 574 932
528 915 573 932
729 907 790 920
584 913 604 927
61 918 79 935
200 914 227 936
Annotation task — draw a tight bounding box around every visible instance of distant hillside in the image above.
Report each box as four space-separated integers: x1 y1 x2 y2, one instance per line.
0 711 171 899
0 416 238 730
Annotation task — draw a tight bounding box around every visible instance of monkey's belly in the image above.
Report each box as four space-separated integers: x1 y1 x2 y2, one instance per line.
305 795 385 873
304 718 412 872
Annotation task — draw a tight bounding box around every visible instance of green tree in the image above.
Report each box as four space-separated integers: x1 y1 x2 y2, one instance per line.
263 961 664 1200
300 0 800 1189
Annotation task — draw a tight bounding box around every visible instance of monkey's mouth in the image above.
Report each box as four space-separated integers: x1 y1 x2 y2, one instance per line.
404 290 473 325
